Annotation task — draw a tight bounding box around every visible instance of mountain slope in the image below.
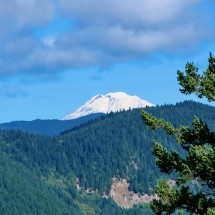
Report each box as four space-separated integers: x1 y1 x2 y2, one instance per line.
63 92 154 120
2 101 214 194
0 132 152 215
0 100 214 214
60 101 215 194
0 152 81 215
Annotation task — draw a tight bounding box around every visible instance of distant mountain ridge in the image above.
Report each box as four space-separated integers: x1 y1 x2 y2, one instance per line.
0 92 153 136
62 92 154 120
0 113 103 136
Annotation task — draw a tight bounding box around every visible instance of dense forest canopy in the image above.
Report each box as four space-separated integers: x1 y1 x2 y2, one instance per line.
0 100 214 214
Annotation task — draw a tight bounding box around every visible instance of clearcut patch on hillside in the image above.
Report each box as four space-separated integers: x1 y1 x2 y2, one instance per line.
110 178 158 208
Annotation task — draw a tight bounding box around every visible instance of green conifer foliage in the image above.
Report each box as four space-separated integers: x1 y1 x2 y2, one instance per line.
142 53 215 214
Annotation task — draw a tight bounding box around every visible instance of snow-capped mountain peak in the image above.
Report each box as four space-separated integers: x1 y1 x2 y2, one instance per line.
62 92 154 120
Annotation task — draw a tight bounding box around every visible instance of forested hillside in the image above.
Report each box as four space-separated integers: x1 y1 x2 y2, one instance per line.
60 101 215 194
0 100 214 214
0 143 152 214
0 152 80 215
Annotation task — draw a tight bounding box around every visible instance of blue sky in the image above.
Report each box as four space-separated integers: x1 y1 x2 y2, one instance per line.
0 0 215 123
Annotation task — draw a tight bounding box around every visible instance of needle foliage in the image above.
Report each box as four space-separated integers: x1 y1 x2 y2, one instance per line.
142 53 215 214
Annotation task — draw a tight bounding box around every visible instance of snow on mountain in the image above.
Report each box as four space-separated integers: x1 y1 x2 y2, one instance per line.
62 92 155 120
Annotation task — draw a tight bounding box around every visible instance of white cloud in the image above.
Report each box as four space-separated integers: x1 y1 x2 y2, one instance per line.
59 0 200 26
0 0 54 26
1 85 27 97
42 37 56 47
0 0 214 79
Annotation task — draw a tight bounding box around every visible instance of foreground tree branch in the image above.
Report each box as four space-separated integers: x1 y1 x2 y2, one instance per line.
142 53 215 214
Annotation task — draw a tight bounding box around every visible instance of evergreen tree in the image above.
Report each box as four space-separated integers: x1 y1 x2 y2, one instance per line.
142 52 215 214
